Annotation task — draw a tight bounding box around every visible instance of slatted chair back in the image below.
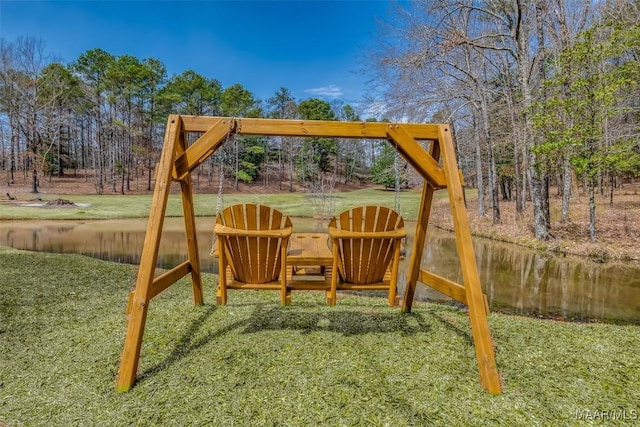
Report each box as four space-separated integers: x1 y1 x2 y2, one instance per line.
214 204 292 305
328 205 406 306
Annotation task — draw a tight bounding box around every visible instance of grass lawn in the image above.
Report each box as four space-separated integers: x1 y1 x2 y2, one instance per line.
0 188 442 221
1 246 639 426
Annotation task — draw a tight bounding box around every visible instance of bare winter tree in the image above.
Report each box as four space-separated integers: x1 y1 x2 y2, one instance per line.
365 0 598 239
0 37 61 193
266 87 299 191
364 1 505 222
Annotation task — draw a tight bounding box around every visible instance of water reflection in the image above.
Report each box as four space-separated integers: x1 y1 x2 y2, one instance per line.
0 218 638 323
471 238 640 322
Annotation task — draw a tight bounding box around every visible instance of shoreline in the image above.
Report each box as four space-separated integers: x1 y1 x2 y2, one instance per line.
428 193 640 265
3 177 640 265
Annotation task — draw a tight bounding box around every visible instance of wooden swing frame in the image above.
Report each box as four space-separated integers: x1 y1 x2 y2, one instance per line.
117 115 502 394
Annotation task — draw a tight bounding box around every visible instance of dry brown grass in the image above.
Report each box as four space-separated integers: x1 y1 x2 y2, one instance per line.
2 169 366 197
428 184 640 263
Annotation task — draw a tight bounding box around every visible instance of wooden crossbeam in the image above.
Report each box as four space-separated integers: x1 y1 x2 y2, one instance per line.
179 116 441 140
386 124 446 189
173 118 235 181
149 260 192 300
419 269 468 305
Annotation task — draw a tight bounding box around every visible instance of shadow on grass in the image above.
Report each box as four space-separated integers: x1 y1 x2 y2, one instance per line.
136 302 475 387
136 301 277 384
430 311 474 346
241 304 432 336
137 304 245 383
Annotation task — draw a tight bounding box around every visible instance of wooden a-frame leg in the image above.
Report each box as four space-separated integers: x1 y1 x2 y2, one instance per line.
402 141 440 313
402 181 435 312
176 133 203 306
439 126 502 395
116 115 181 392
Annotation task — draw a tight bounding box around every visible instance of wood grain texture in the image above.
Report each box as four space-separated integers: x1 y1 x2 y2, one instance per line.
215 203 292 305
328 205 405 307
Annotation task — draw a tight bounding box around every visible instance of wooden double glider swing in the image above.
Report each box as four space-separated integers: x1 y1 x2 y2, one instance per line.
117 115 502 394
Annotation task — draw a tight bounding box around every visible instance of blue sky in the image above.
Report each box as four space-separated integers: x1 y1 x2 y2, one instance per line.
1 0 393 107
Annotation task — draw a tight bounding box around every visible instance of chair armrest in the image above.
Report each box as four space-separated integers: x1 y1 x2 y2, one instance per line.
328 226 406 240
214 224 293 238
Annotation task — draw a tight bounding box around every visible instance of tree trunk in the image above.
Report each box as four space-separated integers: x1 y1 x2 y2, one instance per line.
147 159 152 191
120 149 126 195
30 116 39 193
489 145 501 224
528 158 550 240
609 174 614 206
288 158 294 192
561 157 572 222
9 124 16 184
588 180 597 242
31 161 39 193
111 131 117 193
474 129 485 217
510 0 548 239
288 138 296 192
509 103 524 213
543 175 551 228
514 142 523 211
57 125 63 177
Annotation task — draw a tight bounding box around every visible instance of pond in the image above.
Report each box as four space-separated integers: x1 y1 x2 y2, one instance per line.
1 217 639 324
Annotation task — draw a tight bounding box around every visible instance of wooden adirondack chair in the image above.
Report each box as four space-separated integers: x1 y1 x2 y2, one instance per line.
328 205 406 306
214 203 292 305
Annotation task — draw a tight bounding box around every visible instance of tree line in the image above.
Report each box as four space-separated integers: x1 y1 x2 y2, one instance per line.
366 0 640 241
0 40 399 211
1 0 639 242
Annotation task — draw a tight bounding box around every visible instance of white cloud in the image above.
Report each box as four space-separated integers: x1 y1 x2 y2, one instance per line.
304 84 343 98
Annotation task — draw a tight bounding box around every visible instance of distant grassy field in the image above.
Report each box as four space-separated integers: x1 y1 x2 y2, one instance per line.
1 246 639 426
0 188 445 221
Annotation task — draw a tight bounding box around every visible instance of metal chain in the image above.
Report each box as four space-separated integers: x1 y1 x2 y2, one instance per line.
394 143 402 215
215 118 237 216
211 118 237 256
